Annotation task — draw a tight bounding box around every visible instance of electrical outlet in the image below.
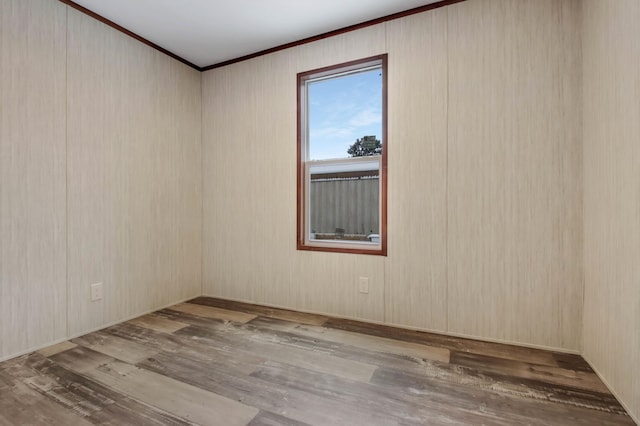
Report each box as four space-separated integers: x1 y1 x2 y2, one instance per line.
90 282 103 301
358 277 369 294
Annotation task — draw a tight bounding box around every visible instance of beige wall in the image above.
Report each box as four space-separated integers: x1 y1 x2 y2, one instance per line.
0 0 202 360
65 9 202 336
583 0 640 422
202 0 584 351
0 0 67 360
202 26 387 323
447 0 583 350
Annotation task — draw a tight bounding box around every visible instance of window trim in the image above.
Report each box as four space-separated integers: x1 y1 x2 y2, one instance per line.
296 54 388 256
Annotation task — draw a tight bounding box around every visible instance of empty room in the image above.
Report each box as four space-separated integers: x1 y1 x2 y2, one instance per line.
1 0 638 424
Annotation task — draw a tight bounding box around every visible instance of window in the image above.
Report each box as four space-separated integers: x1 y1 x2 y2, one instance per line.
297 55 387 255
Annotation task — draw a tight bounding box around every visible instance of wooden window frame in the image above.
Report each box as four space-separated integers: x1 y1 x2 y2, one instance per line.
296 54 388 256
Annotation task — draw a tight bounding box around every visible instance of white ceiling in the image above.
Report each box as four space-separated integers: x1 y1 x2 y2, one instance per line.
70 0 440 68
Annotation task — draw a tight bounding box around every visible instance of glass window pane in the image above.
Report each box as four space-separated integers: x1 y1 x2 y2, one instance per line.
307 68 383 161
309 160 379 242
297 54 386 255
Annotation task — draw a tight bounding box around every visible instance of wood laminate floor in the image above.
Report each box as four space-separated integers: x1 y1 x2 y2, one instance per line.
0 297 634 425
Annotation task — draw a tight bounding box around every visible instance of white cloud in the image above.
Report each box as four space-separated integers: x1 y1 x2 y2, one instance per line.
310 126 354 140
348 108 381 128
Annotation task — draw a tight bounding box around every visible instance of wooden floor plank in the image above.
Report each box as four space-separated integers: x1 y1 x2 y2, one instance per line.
450 351 611 394
377 353 626 415
250 341 377 383
552 352 596 372
128 314 190 333
324 317 561 367
105 322 186 354
251 361 524 426
190 297 329 326
71 331 159 365
160 310 630 415
60 353 259 426
168 302 257 323
370 367 635 426
36 341 77 358
138 351 418 426
87 361 258 426
0 379 94 426
246 411 311 426
246 316 450 364
0 296 632 425
155 314 377 383
49 345 114 374
21 354 194 426
130 314 378 384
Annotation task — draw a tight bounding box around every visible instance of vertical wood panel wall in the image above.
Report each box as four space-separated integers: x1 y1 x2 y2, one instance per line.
0 0 67 360
0 0 202 361
384 8 449 332
447 0 583 349
66 9 202 337
583 0 640 422
203 27 387 322
202 0 584 351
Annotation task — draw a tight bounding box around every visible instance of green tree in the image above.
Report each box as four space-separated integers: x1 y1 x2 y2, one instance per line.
347 135 382 157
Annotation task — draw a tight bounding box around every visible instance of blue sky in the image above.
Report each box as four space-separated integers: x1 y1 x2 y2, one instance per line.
308 68 382 160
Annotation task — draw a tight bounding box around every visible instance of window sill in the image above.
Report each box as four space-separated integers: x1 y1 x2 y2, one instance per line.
297 239 386 256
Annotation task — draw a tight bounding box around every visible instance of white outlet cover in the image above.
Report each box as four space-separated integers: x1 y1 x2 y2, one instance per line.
358 277 369 294
91 283 103 301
